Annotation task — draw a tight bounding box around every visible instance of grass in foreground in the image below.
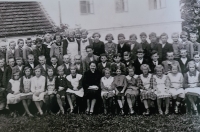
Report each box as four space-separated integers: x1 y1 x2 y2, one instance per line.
0 114 200 132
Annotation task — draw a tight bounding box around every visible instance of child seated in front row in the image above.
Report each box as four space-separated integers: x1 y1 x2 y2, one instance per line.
98 54 111 74
6 69 21 117
44 67 57 114
184 61 200 115
55 65 67 115
111 53 126 76
112 68 127 115
100 68 115 115
20 66 34 117
66 65 84 113
125 66 139 115
167 64 185 114
162 52 181 74
153 65 171 115
137 64 157 115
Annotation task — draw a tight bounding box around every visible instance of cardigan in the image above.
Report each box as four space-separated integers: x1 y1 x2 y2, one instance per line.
82 70 102 91
161 42 174 61
177 57 190 74
130 41 142 61
117 43 130 57
92 41 105 56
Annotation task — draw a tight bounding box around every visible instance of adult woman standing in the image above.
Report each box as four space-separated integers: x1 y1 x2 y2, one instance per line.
82 61 102 115
31 66 46 115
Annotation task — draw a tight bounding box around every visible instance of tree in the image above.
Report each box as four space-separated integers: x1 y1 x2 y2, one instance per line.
181 0 200 41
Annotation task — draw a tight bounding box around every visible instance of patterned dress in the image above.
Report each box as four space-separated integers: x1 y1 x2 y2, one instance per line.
20 76 33 100
153 75 171 99
46 76 56 95
138 74 157 101
125 75 139 97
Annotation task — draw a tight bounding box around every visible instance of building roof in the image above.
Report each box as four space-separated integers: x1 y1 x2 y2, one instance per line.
0 2 56 37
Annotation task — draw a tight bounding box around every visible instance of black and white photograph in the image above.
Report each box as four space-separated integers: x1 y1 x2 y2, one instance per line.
0 0 200 131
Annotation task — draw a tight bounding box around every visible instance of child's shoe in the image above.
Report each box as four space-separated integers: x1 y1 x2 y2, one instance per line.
158 109 163 115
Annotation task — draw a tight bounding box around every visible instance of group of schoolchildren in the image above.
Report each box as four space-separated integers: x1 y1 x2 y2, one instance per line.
0 29 199 118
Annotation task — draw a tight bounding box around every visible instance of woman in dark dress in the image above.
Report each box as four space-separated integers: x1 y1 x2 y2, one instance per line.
91 32 105 56
82 61 102 115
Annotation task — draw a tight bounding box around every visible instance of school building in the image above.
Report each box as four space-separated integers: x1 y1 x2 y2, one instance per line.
42 0 182 43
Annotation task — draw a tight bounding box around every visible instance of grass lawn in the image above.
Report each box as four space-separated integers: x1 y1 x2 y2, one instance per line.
0 114 199 132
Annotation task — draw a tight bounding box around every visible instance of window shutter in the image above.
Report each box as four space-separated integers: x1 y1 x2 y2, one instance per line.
160 0 166 8
80 1 87 14
149 0 156 10
124 0 128 12
89 0 94 13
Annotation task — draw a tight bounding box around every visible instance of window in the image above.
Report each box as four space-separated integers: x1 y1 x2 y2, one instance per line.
116 0 128 13
80 0 94 14
149 0 166 10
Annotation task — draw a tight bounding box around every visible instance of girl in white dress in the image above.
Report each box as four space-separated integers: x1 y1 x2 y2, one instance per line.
20 66 34 117
66 30 79 63
44 67 57 114
184 61 200 115
80 29 91 58
31 66 46 115
153 65 171 115
100 68 114 115
7 69 21 117
66 65 84 113
167 64 185 114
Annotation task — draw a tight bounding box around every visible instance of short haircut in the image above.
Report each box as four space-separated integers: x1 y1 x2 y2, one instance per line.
51 55 58 60
38 55 46 60
26 38 32 43
8 57 14 61
118 33 125 39
171 32 179 38
63 54 70 59
180 31 188 38
124 51 130 56
81 29 88 35
0 58 5 61
149 32 157 38
89 61 97 66
160 33 168 39
193 52 200 57
47 66 54 72
9 41 16 46
137 49 144 54
17 39 24 44
166 52 174 56
27 54 34 59
113 53 121 58
35 38 43 44
15 57 22 61
92 32 101 38
127 66 135 72
129 34 137 39
100 53 107 58
151 50 158 56
53 33 63 40
140 32 147 37
85 45 93 50
105 34 114 40
74 54 82 59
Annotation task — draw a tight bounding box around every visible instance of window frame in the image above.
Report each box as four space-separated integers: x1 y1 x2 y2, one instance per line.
80 0 94 15
149 0 166 10
115 0 128 13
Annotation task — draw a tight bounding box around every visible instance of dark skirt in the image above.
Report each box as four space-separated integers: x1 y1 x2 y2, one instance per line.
57 90 66 97
116 86 124 96
85 89 99 100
